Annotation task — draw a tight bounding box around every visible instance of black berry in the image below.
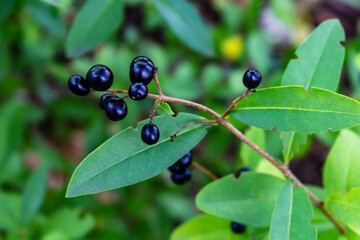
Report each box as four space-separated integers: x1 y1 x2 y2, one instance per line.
129 82 148 101
99 93 119 110
168 151 192 173
129 56 155 85
234 166 251 179
230 222 246 234
68 75 90 96
243 69 262 89
104 97 127 121
86 65 114 91
141 123 160 145
170 169 191 185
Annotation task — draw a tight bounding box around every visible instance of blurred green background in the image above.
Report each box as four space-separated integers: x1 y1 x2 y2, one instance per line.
0 0 360 239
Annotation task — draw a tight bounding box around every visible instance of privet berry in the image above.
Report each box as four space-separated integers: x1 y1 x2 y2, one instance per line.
234 166 251 178
68 75 90 96
129 56 156 85
129 82 148 101
168 151 192 173
243 69 262 89
231 222 246 234
141 123 160 145
104 97 128 121
170 169 191 185
99 93 119 110
86 65 114 91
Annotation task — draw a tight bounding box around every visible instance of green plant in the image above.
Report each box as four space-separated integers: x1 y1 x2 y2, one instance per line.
65 17 360 239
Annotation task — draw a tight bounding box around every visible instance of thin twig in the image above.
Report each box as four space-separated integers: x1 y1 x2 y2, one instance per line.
154 72 164 96
192 161 218 181
170 120 217 142
149 99 160 124
221 89 252 118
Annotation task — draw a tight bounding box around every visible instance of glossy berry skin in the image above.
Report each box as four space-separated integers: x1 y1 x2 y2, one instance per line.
170 169 191 185
68 75 90 96
231 222 246 234
104 97 127 121
234 166 251 178
141 123 160 145
129 56 155 85
99 93 119 110
86 65 114 91
129 82 148 101
168 151 192 173
243 69 262 89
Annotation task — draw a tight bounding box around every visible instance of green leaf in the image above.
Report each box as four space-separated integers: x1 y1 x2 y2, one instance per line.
170 214 246 240
44 208 95 239
156 101 174 115
312 208 341 240
0 192 21 231
323 130 360 196
154 0 214 56
239 126 265 169
196 173 285 227
326 188 360 236
269 180 317 240
280 132 307 165
67 113 208 197
281 19 345 91
65 0 123 57
0 100 25 168
230 86 360 133
21 166 47 226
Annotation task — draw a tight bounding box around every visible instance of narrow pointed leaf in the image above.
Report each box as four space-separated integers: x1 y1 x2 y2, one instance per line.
66 113 208 197
323 130 360 196
281 19 345 91
196 173 285 227
269 180 317 240
326 188 360 236
156 101 175 115
21 166 47 225
154 0 214 56
65 0 123 57
230 86 360 133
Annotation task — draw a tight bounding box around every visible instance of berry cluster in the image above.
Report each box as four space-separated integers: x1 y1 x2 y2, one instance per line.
168 151 193 185
67 56 160 145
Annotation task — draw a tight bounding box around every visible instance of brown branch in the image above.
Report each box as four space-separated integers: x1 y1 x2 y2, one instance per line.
149 99 160 124
192 161 218 181
221 89 251 118
154 72 164 96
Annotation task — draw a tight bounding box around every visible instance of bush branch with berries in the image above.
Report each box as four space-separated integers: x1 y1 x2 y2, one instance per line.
65 6 360 239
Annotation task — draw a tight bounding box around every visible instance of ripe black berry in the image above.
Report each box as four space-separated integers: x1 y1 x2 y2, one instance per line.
170 169 191 185
243 69 262 89
86 65 114 91
234 166 251 179
68 75 90 96
230 222 246 234
99 93 119 110
141 123 160 145
129 82 148 101
129 56 156 85
104 97 127 121
168 151 192 173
